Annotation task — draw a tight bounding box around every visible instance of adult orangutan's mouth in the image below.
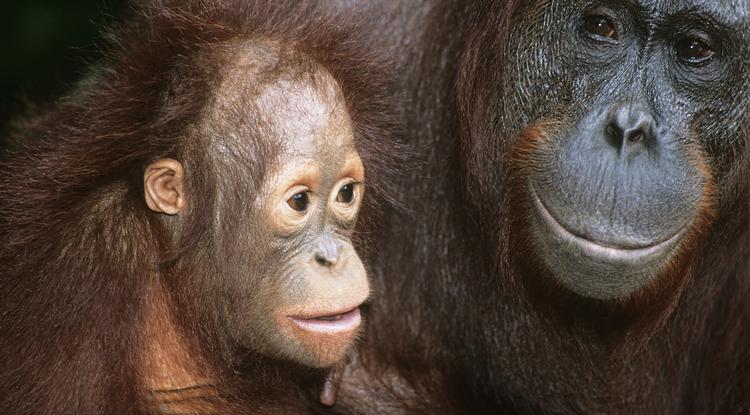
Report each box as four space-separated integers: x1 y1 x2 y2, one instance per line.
529 183 686 264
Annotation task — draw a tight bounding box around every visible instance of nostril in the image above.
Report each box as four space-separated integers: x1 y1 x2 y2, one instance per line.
627 130 644 143
605 123 624 148
315 254 330 267
606 123 621 138
312 235 341 268
604 101 656 152
314 252 337 267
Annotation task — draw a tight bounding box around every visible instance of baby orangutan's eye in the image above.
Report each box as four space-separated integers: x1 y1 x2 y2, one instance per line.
287 191 310 212
336 183 355 204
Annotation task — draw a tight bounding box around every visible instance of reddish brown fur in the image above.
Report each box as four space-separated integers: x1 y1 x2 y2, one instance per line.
327 0 750 413
0 1 398 413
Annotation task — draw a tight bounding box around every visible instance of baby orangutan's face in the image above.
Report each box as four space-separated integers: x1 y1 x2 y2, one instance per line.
144 54 369 368
240 73 369 368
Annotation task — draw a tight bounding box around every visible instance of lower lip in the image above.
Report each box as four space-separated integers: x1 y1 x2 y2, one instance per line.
290 308 362 334
529 183 685 262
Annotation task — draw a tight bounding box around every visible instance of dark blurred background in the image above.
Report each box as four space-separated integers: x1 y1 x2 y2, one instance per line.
1 1 128 137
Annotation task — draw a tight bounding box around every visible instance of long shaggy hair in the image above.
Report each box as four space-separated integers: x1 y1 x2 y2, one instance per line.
340 0 750 413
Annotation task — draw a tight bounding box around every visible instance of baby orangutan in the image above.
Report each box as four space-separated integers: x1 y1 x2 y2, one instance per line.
140 42 370 413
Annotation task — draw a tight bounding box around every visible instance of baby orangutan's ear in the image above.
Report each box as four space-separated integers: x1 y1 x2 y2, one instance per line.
144 158 186 215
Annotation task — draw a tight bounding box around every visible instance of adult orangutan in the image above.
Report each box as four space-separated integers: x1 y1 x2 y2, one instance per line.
329 1 750 413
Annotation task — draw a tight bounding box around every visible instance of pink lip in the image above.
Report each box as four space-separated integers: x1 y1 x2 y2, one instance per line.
290 308 362 334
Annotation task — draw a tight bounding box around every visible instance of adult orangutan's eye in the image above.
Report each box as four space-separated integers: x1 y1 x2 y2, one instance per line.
676 37 714 64
583 14 618 43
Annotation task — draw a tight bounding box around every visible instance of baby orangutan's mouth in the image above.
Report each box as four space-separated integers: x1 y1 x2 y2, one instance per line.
315 312 349 321
290 307 361 334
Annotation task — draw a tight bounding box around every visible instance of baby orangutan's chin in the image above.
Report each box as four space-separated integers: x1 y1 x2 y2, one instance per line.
276 307 363 368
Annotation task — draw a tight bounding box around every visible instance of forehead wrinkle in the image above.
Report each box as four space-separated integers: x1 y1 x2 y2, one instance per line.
581 0 750 28
653 0 749 26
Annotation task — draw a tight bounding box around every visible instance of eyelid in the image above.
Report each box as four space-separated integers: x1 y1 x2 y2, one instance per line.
338 153 365 183
585 24 618 43
273 160 321 198
329 178 363 226
284 185 311 201
335 179 359 196
680 29 713 45
270 185 315 237
340 179 363 188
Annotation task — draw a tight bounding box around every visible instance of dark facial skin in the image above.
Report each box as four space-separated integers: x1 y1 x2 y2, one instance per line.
145 47 369 370
497 0 749 299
